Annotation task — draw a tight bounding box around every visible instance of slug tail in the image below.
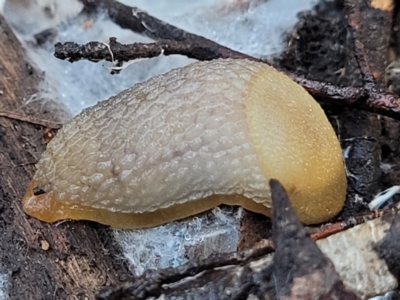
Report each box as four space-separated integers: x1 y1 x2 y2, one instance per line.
22 181 271 229
22 179 74 223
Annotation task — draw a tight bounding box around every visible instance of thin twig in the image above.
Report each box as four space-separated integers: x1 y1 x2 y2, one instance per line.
311 208 399 240
54 37 255 66
0 111 62 129
78 0 257 62
285 72 367 104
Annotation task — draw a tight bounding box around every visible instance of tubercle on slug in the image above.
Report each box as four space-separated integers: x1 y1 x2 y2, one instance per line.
22 59 347 228
23 180 271 229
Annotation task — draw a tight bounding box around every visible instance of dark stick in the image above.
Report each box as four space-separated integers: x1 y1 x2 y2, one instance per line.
54 37 254 68
77 0 257 62
0 110 62 129
270 179 360 299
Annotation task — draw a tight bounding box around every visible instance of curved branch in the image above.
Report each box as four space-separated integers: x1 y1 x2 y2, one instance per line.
78 0 257 62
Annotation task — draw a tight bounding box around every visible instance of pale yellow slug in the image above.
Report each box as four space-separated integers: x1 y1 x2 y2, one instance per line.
22 59 347 228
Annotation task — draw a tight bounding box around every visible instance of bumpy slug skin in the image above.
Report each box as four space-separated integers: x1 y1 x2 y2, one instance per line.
23 59 346 228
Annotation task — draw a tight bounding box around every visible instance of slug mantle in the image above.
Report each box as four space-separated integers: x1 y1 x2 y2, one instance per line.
23 59 347 228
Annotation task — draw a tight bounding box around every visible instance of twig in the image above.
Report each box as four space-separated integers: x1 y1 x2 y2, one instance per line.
0 111 62 129
77 0 257 62
270 179 359 299
54 37 252 65
311 208 399 240
289 72 400 118
286 72 367 105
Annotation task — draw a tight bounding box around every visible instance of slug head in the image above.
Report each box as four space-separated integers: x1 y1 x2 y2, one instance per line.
244 67 346 224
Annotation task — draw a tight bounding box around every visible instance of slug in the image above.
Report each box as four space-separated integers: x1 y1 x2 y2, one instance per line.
22 59 347 228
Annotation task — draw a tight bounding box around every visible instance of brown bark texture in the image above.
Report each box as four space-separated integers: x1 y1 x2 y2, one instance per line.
0 14 130 299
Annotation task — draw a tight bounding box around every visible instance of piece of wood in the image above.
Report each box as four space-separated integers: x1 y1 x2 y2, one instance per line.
0 14 130 299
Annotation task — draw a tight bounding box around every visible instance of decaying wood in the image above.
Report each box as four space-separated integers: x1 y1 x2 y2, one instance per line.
0 13 131 299
78 0 255 62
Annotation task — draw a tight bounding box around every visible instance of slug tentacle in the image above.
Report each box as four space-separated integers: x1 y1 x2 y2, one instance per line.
23 59 346 228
